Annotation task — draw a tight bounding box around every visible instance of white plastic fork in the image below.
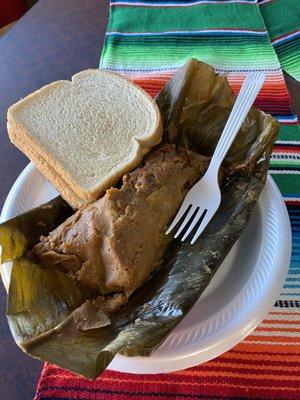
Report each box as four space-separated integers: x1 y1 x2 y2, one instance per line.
166 71 266 244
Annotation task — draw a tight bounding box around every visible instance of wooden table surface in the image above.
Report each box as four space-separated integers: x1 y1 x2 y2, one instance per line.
0 1 299 399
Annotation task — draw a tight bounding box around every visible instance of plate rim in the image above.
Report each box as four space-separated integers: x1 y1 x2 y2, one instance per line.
0 163 292 374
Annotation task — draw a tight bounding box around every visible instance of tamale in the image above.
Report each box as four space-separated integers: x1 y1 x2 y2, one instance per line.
30 145 209 298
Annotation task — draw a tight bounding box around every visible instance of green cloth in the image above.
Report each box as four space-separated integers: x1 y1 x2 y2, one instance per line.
260 0 300 81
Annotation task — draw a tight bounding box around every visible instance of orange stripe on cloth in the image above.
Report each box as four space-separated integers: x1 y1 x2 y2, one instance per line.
246 334 300 343
220 351 300 363
263 319 300 325
255 326 300 333
177 369 300 381
269 311 300 316
234 342 300 353
206 361 300 372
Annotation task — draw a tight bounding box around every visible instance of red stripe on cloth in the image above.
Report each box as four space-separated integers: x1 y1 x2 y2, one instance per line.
269 311 300 315
286 200 300 206
254 326 300 333
207 356 300 368
273 146 300 153
131 75 296 119
264 319 300 325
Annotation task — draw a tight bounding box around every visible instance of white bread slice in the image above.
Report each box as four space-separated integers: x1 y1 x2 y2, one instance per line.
9 134 88 209
7 69 163 208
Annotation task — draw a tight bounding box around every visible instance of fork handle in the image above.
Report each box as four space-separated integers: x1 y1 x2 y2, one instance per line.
208 71 265 175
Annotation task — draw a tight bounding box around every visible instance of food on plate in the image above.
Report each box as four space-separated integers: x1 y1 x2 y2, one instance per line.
0 59 279 379
7 70 163 209
29 144 209 301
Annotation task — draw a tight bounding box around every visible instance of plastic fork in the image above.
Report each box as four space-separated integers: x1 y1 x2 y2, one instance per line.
166 71 266 244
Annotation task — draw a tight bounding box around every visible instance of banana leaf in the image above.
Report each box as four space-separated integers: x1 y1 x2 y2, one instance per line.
0 196 73 264
0 59 279 379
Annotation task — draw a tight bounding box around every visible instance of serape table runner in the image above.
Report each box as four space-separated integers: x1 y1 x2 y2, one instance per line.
259 0 300 82
35 1 300 399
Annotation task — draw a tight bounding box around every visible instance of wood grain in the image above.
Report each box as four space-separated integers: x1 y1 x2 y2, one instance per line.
0 1 299 399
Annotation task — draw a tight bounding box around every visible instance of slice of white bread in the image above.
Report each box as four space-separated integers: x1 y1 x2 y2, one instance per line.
7 69 163 208
16 138 89 209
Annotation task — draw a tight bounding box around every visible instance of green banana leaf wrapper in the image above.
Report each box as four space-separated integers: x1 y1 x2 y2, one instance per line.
0 59 279 379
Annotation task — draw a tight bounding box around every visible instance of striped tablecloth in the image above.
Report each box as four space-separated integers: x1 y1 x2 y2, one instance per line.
35 1 300 399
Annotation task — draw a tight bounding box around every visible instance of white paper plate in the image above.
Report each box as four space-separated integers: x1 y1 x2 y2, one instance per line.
1 163 291 374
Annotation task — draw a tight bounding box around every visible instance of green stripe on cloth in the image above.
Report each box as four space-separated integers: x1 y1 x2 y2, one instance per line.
270 124 300 175
104 35 278 70
107 4 267 32
260 0 300 81
270 173 300 197
278 125 300 142
270 158 300 169
259 0 299 39
275 38 300 82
